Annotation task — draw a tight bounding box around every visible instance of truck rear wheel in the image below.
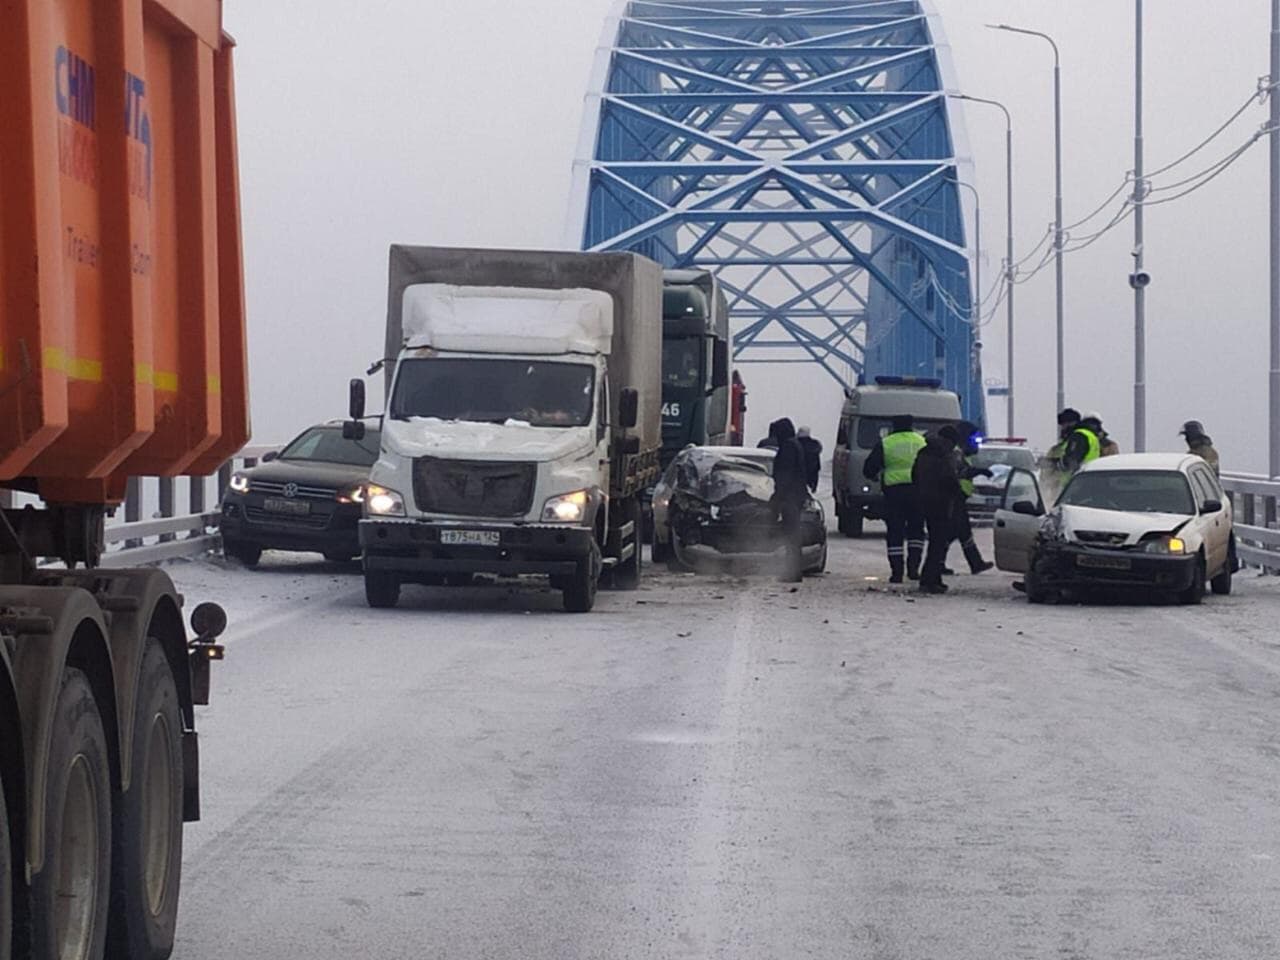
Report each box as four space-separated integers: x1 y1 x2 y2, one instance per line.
1 766 10 960
563 545 600 613
223 540 262 568
838 510 863 538
109 640 183 960
32 667 112 960
365 570 401 609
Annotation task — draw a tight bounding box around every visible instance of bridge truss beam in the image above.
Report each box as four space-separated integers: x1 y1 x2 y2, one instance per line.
568 0 985 422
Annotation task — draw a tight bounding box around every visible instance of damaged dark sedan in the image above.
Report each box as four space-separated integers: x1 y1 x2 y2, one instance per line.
651 446 828 574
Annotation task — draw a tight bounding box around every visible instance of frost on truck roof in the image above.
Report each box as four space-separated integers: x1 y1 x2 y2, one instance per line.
402 284 615 356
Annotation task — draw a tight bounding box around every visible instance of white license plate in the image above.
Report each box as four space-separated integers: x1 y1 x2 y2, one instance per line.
263 498 310 516
441 530 500 547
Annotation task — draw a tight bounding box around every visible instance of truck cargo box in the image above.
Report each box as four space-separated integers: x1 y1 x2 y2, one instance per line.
0 0 249 503
386 246 663 463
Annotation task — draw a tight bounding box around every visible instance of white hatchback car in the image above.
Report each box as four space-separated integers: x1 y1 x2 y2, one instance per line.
993 453 1236 604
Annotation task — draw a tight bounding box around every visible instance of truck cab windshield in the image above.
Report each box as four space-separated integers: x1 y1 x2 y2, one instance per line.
663 338 703 390
391 357 596 427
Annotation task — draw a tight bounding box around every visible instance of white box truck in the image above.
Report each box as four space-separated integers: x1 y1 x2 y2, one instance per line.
349 246 663 612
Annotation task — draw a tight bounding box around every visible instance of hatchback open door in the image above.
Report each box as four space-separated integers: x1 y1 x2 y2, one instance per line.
993 468 1046 574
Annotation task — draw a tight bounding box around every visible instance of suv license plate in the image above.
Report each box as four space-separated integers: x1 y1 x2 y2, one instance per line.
441 530 500 547
1077 554 1131 571
263 498 311 516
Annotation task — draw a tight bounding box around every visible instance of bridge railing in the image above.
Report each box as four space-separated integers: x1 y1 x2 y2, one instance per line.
99 444 280 567
1221 473 1280 572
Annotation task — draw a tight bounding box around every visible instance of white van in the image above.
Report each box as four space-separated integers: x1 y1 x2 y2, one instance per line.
831 377 963 537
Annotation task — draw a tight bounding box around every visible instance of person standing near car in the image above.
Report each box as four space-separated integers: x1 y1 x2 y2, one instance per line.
949 422 996 575
1061 411 1104 475
797 426 823 492
1180 420 1220 476
863 414 926 583
770 418 809 583
913 425 963 594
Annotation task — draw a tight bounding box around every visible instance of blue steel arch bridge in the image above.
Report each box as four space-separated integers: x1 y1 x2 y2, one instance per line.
567 0 985 424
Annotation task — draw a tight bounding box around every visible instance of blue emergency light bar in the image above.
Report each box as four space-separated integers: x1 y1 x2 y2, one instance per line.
874 376 943 389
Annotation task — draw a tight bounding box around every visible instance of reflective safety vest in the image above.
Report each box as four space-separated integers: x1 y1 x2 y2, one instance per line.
1074 427 1102 465
960 457 976 498
882 431 926 487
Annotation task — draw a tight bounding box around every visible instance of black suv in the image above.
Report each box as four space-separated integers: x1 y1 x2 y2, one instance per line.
220 420 381 566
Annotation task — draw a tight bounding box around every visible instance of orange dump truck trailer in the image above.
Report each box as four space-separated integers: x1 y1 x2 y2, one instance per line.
0 1 247 957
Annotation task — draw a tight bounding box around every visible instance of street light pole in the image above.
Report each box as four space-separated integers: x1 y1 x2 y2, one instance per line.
1134 0 1147 452
1271 0 1280 478
989 24 1065 416
952 179 982 331
953 94 1016 436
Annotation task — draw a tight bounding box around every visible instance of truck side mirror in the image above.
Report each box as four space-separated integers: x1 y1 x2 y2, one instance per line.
711 341 730 390
619 388 639 430
342 420 366 441
349 378 366 420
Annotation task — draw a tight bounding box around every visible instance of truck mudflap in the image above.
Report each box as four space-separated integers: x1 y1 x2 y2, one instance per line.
361 519 593 578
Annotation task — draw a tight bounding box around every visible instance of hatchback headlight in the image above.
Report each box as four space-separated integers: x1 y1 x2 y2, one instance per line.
542 490 589 523
228 472 250 495
365 484 406 517
1143 535 1186 555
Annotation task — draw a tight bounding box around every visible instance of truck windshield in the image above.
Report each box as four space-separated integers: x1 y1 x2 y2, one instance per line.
391 358 596 427
663 338 703 390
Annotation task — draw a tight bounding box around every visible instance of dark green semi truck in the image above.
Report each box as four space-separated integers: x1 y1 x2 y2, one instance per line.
660 270 733 467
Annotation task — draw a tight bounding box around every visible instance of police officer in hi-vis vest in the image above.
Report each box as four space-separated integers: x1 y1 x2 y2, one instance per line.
863 414 926 583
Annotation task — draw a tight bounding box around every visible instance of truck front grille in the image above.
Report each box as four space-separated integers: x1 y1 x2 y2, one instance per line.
412 459 537 518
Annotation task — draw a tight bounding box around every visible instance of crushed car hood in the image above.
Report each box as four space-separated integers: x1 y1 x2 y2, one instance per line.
1058 504 1192 545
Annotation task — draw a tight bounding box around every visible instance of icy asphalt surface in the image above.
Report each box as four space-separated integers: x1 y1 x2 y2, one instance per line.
169 529 1280 959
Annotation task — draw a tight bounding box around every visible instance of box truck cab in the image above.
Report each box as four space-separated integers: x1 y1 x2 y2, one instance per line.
352 247 662 614
832 377 963 537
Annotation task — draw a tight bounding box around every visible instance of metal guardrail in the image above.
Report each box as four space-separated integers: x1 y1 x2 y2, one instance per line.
100 444 280 567
1221 473 1280 572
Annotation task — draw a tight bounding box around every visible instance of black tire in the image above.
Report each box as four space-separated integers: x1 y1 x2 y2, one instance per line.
805 540 829 575
839 510 864 538
1 764 10 960
31 667 112 960
108 641 182 960
322 550 356 564
1025 548 1054 605
563 545 600 613
224 541 261 568
364 570 401 609
611 499 643 591
1180 555 1207 606
1211 540 1235 596
651 528 671 564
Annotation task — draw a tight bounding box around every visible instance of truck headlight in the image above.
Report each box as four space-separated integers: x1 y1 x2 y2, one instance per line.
336 482 366 505
542 490 589 523
1142 535 1186 555
228 472 250 494
365 484 406 517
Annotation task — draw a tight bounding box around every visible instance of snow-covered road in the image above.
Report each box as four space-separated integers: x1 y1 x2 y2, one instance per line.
169 532 1280 959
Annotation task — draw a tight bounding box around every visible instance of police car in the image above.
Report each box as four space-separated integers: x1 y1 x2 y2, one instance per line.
966 438 1038 522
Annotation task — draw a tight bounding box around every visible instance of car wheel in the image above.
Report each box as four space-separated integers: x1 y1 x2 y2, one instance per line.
651 528 671 564
323 550 356 564
1211 539 1236 596
1025 550 1055 604
364 570 401 609
224 540 262 568
1180 555 1207 606
805 540 829 575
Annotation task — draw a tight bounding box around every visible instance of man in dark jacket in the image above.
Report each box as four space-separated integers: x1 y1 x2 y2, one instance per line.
912 425 963 594
950 422 995 575
797 426 823 492
770 418 809 582
1181 420 1220 475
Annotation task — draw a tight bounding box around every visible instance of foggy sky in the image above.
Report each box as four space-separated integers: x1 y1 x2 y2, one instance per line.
223 1 1275 471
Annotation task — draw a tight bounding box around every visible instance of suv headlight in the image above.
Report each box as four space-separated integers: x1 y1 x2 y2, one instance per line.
542 490 589 523
336 482 366 505
365 484 406 517
1142 535 1186 555
228 472 250 495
